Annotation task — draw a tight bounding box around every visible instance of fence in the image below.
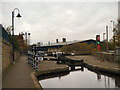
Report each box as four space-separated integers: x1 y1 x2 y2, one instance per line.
28 50 46 72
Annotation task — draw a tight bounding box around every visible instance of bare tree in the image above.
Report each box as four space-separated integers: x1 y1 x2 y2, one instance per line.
5 26 12 35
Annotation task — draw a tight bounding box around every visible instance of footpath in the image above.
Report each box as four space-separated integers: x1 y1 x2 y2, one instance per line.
67 55 120 75
2 56 35 88
2 56 68 89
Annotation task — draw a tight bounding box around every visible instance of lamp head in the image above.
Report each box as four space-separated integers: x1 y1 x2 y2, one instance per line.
16 13 22 18
28 33 30 35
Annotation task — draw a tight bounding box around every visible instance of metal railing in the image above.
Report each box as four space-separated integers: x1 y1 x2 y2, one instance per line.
28 51 39 72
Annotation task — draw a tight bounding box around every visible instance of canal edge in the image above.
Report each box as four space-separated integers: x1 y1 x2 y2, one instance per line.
36 66 69 77
31 72 43 89
84 63 120 75
31 66 69 89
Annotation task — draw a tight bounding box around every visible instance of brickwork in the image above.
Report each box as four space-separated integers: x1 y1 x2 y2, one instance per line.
2 40 20 72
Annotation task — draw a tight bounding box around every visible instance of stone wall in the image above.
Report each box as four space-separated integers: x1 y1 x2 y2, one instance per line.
2 40 20 72
92 51 114 62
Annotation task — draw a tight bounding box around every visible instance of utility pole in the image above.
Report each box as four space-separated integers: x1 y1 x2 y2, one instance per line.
25 32 27 48
12 8 22 64
111 21 116 61
25 32 27 55
106 26 108 52
103 33 105 42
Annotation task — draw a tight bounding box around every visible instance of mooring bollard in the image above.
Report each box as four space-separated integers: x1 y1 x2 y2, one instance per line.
36 56 38 72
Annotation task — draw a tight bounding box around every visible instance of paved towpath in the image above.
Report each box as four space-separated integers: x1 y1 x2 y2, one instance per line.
2 56 69 88
2 56 35 88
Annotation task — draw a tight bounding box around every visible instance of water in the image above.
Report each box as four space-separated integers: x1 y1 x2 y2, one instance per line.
39 67 120 88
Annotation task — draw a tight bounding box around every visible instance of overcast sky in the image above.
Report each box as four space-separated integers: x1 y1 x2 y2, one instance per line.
1 0 119 44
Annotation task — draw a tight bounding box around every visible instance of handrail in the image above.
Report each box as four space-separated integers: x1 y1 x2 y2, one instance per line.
28 51 41 72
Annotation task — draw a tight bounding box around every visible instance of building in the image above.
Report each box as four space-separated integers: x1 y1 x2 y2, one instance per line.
15 34 25 55
37 39 96 52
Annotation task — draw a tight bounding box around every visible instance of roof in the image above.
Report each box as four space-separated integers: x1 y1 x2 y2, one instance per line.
36 39 96 47
37 41 80 47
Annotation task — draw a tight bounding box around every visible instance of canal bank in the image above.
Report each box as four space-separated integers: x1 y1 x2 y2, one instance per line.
38 55 120 88
34 55 120 88
66 55 120 75
33 60 69 89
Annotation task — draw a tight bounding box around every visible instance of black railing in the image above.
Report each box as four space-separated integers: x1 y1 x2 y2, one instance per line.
28 51 39 72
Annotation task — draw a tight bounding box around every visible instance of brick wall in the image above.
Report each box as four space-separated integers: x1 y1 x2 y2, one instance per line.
2 40 20 72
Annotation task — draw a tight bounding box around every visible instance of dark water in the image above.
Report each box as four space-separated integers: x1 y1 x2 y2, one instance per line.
39 67 120 88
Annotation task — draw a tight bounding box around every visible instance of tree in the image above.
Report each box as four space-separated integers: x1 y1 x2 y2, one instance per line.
110 18 120 47
9 35 19 51
61 42 95 52
5 26 12 35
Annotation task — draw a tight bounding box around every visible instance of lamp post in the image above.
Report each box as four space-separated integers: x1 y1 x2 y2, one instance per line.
111 21 116 52
106 26 108 52
21 32 30 55
25 32 31 54
103 33 106 41
111 20 118 61
12 8 22 64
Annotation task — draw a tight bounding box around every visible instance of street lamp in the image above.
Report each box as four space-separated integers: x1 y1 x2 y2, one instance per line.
111 21 117 50
12 8 22 64
103 33 106 41
111 21 118 61
106 26 108 52
21 32 31 54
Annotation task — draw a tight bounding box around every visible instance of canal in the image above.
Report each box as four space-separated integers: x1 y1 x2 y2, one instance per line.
39 66 120 88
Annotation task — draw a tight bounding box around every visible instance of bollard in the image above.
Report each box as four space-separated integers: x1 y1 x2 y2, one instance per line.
36 56 38 72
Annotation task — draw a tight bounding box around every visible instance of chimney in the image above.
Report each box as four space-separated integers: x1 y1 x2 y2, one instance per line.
63 38 66 42
56 39 59 43
48 41 50 45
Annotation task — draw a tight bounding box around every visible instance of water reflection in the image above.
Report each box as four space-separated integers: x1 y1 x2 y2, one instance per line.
39 67 120 88
115 77 120 87
97 73 101 80
69 66 84 72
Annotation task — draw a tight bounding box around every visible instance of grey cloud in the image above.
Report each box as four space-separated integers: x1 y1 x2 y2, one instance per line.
2 2 118 44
